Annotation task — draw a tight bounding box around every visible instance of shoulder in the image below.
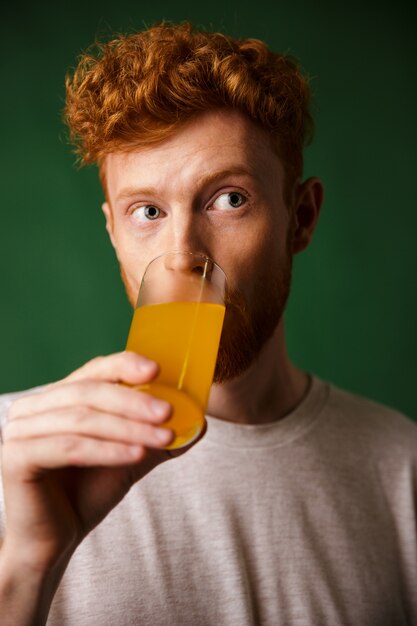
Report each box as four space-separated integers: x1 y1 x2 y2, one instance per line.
320 377 417 460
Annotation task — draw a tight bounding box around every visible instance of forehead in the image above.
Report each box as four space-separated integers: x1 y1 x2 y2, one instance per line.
103 109 283 196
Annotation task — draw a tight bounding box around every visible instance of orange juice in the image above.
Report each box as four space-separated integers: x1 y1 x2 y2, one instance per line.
126 301 225 448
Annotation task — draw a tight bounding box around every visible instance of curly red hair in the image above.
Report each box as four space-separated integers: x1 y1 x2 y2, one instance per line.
64 22 314 196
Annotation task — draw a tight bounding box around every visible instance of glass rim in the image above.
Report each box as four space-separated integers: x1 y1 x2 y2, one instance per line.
143 250 228 284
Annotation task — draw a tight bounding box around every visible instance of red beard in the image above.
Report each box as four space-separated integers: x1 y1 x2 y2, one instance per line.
212 253 292 383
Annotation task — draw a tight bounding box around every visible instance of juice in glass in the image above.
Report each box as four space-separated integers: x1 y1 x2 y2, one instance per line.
125 253 226 449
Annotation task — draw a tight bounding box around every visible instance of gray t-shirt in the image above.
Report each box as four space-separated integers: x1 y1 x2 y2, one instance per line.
0 377 416 625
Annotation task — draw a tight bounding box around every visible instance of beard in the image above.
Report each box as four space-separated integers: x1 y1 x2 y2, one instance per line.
213 249 292 384
120 239 293 385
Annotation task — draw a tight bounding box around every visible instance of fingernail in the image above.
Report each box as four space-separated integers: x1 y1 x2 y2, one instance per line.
151 399 171 417
128 445 143 458
138 357 156 371
155 427 174 443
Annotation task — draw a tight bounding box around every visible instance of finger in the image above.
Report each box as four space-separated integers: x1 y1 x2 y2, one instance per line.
64 351 159 384
3 408 174 449
9 380 172 423
2 436 151 475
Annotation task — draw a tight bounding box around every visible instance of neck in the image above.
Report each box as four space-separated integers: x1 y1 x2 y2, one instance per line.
207 318 310 425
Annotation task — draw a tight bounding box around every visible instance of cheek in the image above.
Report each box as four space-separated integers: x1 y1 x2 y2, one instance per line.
222 216 287 298
112 219 162 269
112 233 146 290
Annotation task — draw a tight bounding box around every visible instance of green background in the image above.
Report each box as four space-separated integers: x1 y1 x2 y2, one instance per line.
1 0 416 421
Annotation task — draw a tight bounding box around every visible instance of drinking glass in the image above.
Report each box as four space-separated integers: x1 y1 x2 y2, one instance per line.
125 251 227 449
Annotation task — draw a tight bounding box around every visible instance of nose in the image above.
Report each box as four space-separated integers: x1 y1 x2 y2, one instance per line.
158 251 226 305
164 209 211 261
141 251 226 306
163 251 214 280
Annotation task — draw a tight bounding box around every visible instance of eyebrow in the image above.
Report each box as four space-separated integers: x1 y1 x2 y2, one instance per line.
114 166 256 203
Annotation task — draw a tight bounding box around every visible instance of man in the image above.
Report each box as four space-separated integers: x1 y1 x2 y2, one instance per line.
0 22 416 626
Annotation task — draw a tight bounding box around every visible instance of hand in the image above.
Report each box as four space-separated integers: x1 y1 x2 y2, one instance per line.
0 351 202 572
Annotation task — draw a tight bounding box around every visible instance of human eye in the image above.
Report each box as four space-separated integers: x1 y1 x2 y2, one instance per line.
131 204 161 222
211 192 247 211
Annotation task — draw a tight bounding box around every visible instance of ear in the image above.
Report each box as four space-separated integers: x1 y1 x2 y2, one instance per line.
291 177 324 254
102 202 117 249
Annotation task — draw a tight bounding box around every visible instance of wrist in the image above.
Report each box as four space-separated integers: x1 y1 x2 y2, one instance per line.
0 539 71 626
